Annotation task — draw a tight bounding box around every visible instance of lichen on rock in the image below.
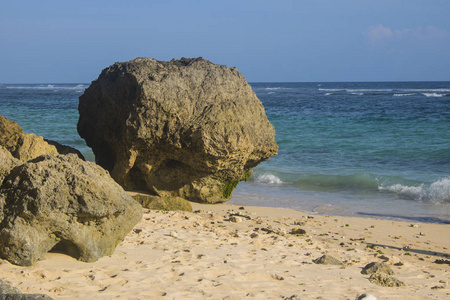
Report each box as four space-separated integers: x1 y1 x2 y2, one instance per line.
78 57 277 203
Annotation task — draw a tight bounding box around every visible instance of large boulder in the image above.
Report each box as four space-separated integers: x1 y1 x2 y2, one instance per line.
0 115 83 161
78 57 278 203
0 154 142 266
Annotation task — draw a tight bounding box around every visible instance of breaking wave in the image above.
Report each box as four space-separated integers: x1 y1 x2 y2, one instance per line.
253 173 283 184
380 177 450 203
250 171 450 204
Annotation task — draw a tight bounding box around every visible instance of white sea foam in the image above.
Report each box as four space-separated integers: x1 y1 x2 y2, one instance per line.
423 93 444 97
6 84 88 91
319 87 450 94
255 174 283 184
319 88 393 93
403 88 450 92
393 93 415 97
265 87 291 91
351 92 364 96
347 89 393 93
325 93 332 96
380 177 450 203
319 88 344 92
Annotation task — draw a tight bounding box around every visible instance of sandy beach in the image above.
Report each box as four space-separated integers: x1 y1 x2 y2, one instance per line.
0 199 448 300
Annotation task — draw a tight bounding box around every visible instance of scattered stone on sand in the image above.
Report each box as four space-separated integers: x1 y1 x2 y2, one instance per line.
228 212 251 220
361 261 395 275
355 293 377 300
369 273 405 287
0 154 142 266
131 193 192 212
0 279 54 299
290 228 306 235
433 259 450 265
250 233 259 239
229 216 243 223
313 254 344 266
0 115 83 161
78 57 278 203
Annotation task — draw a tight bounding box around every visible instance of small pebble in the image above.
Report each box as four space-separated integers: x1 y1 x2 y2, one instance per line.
290 228 306 235
250 233 259 239
230 216 243 223
356 294 377 300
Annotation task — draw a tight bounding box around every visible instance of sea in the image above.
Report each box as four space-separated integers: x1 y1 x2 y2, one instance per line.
0 82 449 223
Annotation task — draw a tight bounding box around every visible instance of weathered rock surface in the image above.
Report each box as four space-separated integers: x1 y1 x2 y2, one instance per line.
0 115 83 161
0 146 20 186
0 147 21 224
131 193 192 212
0 154 142 266
0 279 53 300
361 261 394 275
78 57 278 203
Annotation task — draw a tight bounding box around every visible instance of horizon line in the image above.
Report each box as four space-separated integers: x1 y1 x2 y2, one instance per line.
1 80 449 85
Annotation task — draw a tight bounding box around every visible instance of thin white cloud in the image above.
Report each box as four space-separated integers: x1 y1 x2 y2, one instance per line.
365 25 393 47
395 26 449 42
365 25 450 51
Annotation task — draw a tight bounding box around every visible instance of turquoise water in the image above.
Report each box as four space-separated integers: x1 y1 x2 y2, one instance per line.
0 84 94 161
233 82 450 223
0 82 449 223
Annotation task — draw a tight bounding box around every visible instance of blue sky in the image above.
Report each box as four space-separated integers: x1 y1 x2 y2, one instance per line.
1 0 449 83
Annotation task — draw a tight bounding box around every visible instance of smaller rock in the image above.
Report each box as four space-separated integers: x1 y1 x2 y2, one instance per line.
0 154 142 266
0 115 83 162
169 231 178 238
250 233 259 239
369 273 405 287
313 255 344 266
132 194 192 212
229 216 243 223
0 279 20 295
356 294 377 300
361 262 394 275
